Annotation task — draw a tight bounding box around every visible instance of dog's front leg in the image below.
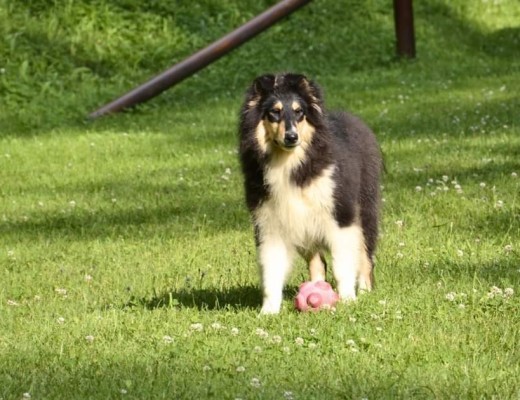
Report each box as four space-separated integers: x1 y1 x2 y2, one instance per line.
258 236 293 314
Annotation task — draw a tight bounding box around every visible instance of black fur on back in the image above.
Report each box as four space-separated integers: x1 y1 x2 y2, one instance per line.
239 73 382 259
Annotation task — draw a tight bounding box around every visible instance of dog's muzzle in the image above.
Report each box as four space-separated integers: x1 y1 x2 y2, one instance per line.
283 131 299 147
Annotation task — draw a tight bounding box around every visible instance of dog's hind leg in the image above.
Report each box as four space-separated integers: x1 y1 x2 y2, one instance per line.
308 252 327 282
330 224 365 301
357 248 374 292
258 237 293 314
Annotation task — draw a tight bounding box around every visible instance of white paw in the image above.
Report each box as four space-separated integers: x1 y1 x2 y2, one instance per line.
337 286 357 303
260 301 281 315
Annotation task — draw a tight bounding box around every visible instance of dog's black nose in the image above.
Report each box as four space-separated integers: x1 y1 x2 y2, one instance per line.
284 131 299 146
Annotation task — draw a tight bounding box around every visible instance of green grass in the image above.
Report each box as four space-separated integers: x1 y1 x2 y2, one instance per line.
1 0 519 398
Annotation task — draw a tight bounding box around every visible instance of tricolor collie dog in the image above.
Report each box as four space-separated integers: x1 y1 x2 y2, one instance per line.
239 73 382 314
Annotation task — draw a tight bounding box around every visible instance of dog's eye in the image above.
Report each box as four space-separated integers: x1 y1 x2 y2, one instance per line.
268 109 281 121
294 108 304 119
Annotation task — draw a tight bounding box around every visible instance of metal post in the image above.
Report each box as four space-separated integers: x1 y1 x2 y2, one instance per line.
393 0 416 58
88 0 312 119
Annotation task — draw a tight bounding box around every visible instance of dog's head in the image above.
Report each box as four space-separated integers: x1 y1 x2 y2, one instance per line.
243 73 324 152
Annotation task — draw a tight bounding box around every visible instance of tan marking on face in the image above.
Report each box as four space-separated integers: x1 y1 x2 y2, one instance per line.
296 117 314 149
263 119 286 148
262 101 285 148
292 101 301 111
255 122 268 153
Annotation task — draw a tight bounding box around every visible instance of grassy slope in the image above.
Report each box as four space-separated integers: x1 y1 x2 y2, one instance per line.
1 0 519 399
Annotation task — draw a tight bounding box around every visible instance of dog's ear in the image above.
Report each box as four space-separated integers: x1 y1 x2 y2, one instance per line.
253 74 276 95
285 74 324 115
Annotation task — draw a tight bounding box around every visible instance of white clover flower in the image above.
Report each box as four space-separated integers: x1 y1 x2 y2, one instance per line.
211 322 223 330
271 335 282 344
236 366 246 373
295 337 304 346
85 335 95 342
349 316 357 323
120 389 128 394
230 327 239 336
415 186 422 192
395 220 404 228
190 323 203 331
23 393 31 399
250 377 261 388
346 339 356 347
57 317 65 324
504 244 513 253
163 335 174 344
7 300 19 306
445 292 456 302
456 249 464 257
511 172 517 178
253 346 262 353
487 286 503 299
504 288 514 297
479 182 486 188
490 286 503 294
308 342 317 349
284 391 294 400
255 328 269 339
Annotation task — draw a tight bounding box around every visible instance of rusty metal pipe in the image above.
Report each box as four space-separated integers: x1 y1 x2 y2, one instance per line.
88 0 312 119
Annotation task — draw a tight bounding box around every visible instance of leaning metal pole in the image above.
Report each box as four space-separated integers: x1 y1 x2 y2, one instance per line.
88 0 312 119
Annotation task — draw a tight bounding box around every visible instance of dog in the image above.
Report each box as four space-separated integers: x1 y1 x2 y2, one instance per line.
238 73 382 314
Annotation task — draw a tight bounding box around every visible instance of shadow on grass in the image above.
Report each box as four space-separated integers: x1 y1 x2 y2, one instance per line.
124 285 261 311
123 285 303 312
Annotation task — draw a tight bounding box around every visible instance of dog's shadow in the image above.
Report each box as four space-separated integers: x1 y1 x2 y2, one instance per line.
125 286 260 311
124 285 299 312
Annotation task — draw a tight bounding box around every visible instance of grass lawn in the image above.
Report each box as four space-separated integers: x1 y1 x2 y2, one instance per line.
1 0 519 398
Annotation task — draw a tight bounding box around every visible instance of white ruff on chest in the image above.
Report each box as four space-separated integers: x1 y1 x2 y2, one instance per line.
254 163 338 250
